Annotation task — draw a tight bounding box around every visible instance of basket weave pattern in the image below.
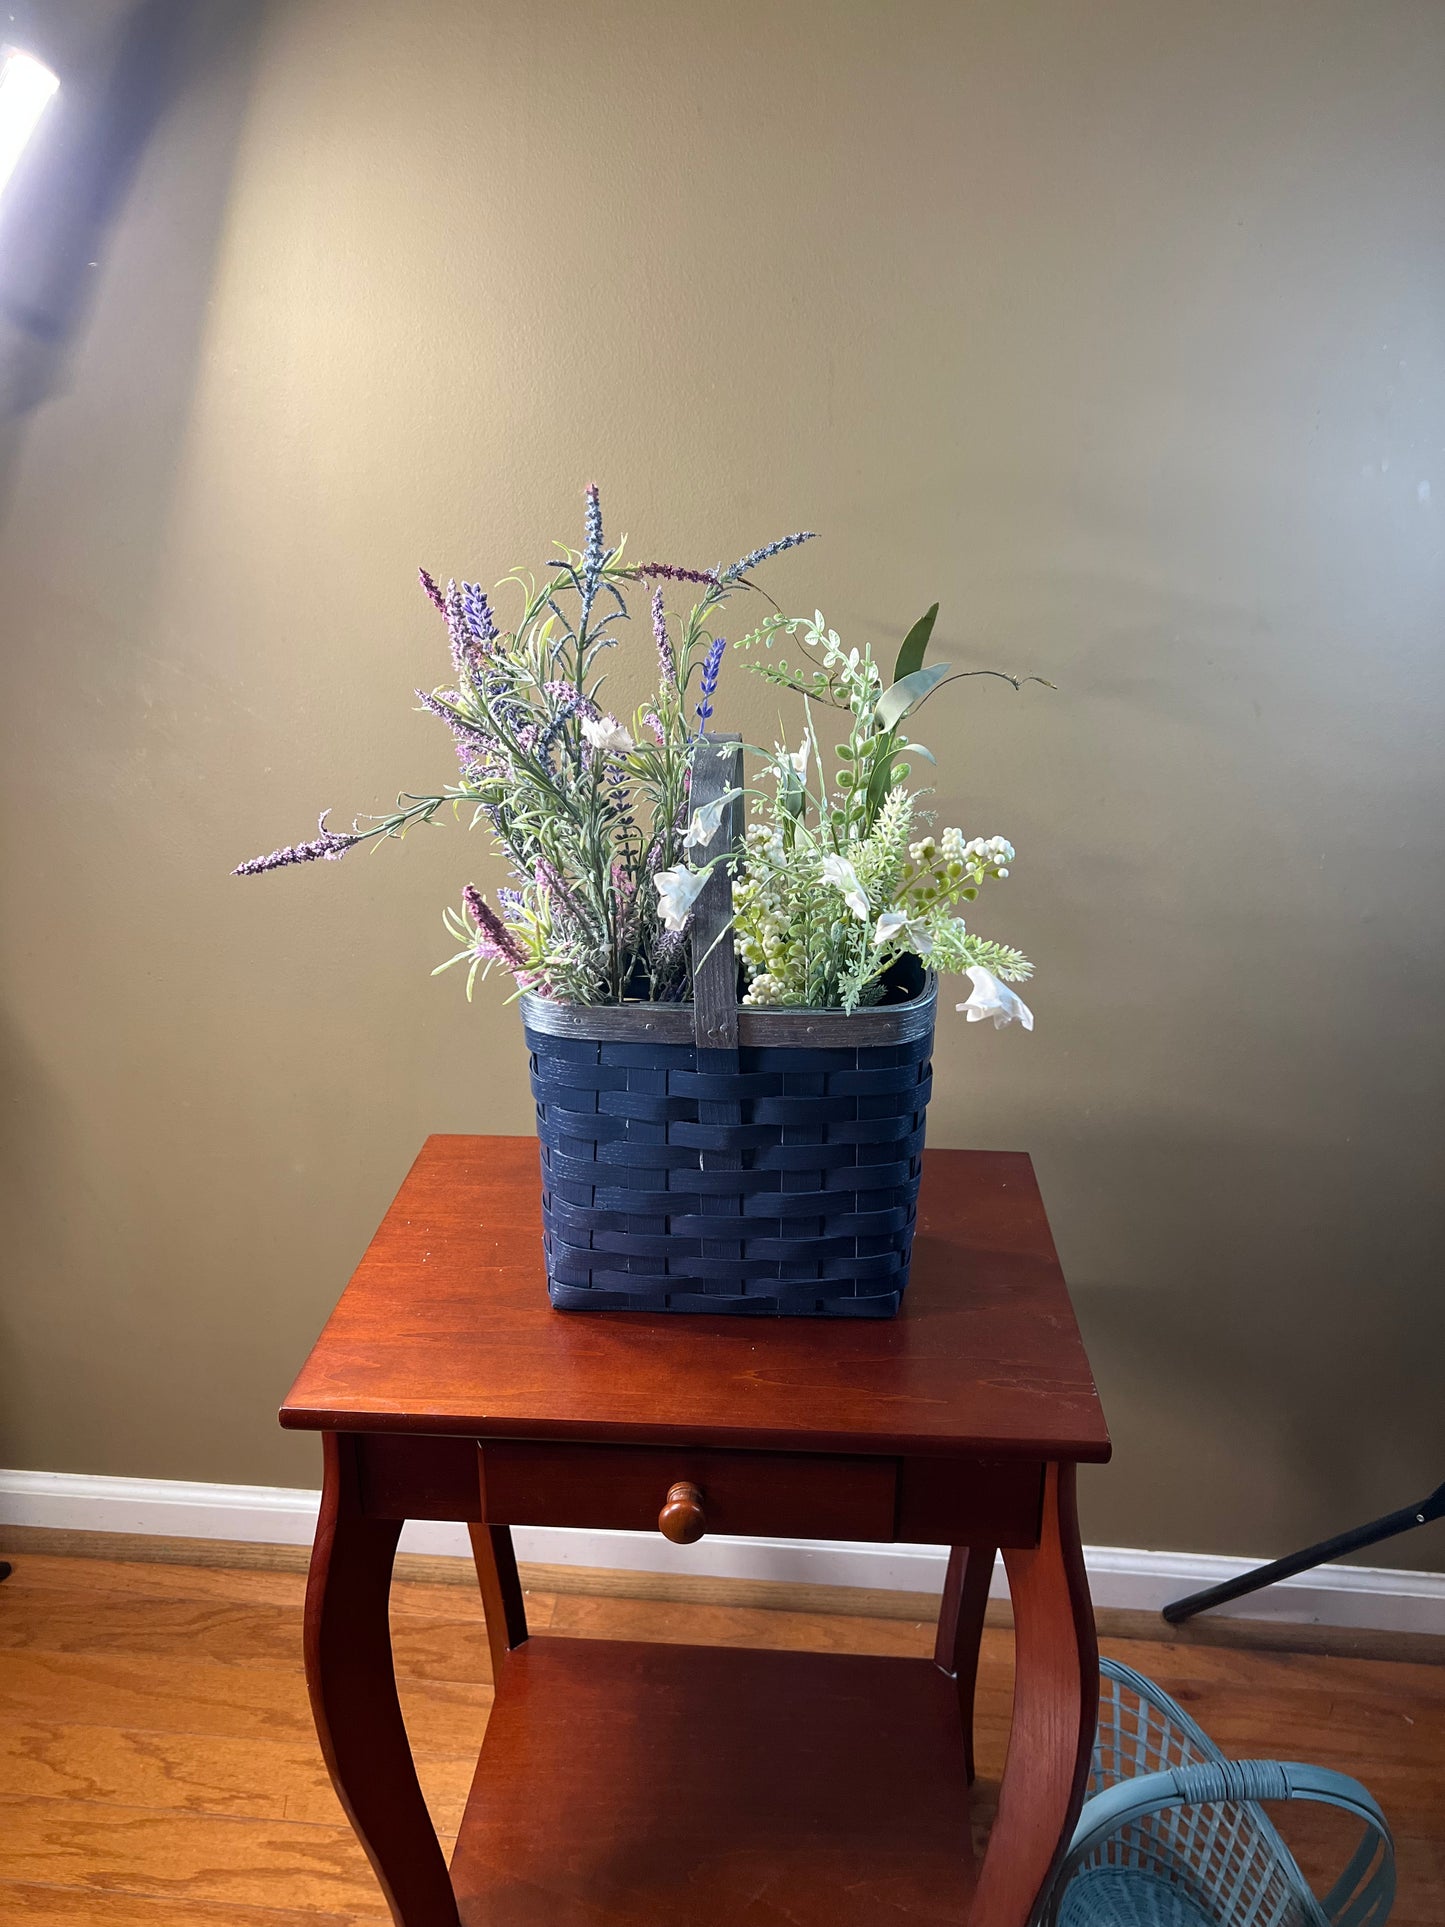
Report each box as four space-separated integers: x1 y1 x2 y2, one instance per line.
521 736 936 1317
525 1022 934 1316
1040 1657 1396 1927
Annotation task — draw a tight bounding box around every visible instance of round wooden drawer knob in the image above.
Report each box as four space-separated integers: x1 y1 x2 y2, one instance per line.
658 1481 706 1545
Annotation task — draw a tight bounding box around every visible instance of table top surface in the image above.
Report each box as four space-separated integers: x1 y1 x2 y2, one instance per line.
280 1134 1109 1461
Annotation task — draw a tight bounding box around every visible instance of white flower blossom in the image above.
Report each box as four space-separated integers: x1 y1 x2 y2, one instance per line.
654 865 708 932
873 908 933 954
683 790 741 852
581 714 634 755
773 736 810 781
956 965 1034 1031
819 853 869 922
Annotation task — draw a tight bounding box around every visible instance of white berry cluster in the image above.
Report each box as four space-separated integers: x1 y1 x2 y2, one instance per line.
960 833 1014 878
734 824 806 1004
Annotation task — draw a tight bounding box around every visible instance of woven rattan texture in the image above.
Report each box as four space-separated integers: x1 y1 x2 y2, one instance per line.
1057 1662 1328 1927
526 1023 934 1316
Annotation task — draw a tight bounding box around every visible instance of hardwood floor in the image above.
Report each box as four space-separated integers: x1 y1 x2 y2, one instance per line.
0 1551 1439 1924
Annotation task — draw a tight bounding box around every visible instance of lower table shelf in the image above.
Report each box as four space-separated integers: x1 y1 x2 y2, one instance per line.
450 1634 978 1926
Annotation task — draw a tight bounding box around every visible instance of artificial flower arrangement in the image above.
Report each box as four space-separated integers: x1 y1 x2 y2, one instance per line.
235 486 1037 1036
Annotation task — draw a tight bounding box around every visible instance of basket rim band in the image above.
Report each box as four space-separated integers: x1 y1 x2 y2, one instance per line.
520 973 938 1046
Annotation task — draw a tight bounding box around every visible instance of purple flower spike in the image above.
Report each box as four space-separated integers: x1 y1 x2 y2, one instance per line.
635 561 720 586
443 580 473 679
695 634 726 731
651 588 675 685
581 481 604 625
720 529 816 583
462 581 498 644
233 812 357 876
463 884 525 968
419 567 447 614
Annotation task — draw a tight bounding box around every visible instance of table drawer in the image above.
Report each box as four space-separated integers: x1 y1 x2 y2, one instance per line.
349 1434 1044 1547
479 1439 897 1543
896 1457 1044 1547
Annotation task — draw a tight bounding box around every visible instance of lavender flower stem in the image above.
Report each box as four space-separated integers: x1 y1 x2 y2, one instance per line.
651 588 676 686
233 794 453 876
633 562 720 586
720 529 816 583
580 481 604 633
463 884 526 968
695 634 726 731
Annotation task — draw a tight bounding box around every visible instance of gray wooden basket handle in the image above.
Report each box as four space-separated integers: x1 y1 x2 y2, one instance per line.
688 734 744 1052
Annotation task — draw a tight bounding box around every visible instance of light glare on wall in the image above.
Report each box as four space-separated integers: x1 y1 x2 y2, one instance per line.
0 47 59 204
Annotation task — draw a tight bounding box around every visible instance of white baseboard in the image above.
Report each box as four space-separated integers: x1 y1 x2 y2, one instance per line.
2 1467 1441 1636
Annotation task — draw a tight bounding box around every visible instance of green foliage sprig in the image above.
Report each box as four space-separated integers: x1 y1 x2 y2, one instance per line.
728 608 1040 1016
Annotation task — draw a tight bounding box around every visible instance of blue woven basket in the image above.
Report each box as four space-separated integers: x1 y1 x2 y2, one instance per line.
521 738 935 1317
522 975 935 1317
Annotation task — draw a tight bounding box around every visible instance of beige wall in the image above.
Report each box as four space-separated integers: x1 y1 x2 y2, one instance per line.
1 0 1442 1568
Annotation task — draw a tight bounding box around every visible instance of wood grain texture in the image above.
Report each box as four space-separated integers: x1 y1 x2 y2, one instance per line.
451 1635 976 1925
0 1719 474 1833
0 1718 368 1824
0 1583 497 1682
0 1553 1441 1926
279 1136 1111 1462
545 1589 938 1657
0 1882 386 1926
0 1795 410 1915
5 1538 1442 1665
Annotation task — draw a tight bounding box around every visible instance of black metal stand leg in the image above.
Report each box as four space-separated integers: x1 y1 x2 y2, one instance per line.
1163 1482 1445 1625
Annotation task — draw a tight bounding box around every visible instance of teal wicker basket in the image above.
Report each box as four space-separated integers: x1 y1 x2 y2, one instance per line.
1039 1658 1396 1927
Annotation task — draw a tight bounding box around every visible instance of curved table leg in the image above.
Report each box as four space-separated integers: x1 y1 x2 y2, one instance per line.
934 1543 996 1785
968 1462 1097 1927
305 1433 460 1927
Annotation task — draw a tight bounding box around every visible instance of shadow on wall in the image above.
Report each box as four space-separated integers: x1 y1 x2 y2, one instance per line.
0 0 265 1465
0 0 264 511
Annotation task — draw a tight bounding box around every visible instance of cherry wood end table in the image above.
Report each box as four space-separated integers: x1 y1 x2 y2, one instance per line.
281 1133 1110 1927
